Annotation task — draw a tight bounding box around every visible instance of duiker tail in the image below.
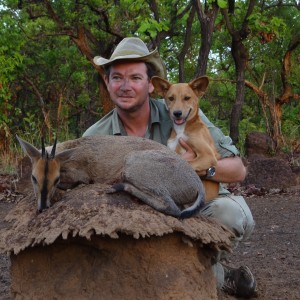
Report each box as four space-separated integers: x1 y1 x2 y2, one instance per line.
180 191 205 218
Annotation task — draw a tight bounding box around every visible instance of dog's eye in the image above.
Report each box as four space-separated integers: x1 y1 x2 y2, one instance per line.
184 96 191 101
168 96 174 101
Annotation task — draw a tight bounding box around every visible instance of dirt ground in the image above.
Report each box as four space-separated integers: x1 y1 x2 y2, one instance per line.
218 189 300 300
0 182 299 299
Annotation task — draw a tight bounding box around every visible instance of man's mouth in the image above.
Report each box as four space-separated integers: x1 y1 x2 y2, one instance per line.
117 93 134 100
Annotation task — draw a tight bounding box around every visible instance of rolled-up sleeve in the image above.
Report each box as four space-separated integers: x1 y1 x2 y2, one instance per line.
199 110 240 158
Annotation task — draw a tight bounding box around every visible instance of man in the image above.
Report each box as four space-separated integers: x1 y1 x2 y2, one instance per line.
83 37 257 298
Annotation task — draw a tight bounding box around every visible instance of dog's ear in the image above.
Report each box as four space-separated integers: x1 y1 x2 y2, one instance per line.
151 76 171 97
189 76 209 97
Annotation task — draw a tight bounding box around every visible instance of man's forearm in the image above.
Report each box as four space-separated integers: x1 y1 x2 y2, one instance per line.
212 156 247 183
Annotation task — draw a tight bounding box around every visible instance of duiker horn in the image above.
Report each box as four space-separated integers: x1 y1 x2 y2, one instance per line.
50 137 57 159
41 137 46 159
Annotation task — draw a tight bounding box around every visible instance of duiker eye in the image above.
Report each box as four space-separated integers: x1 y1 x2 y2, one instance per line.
54 176 60 186
31 175 37 184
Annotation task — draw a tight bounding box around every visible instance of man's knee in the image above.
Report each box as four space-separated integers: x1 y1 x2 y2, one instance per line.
200 195 255 242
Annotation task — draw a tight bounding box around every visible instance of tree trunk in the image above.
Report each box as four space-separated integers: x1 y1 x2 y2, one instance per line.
178 8 195 82
194 0 219 77
221 0 255 144
99 76 115 114
229 38 248 144
71 27 114 115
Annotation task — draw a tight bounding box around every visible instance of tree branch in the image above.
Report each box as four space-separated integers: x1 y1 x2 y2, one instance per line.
278 38 300 103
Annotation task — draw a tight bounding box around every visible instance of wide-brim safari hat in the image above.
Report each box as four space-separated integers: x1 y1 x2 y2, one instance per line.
93 37 166 78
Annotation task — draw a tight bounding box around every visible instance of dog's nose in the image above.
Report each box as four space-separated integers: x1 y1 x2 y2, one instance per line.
173 110 182 118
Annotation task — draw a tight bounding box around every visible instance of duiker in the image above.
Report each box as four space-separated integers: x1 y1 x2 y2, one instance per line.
17 135 205 218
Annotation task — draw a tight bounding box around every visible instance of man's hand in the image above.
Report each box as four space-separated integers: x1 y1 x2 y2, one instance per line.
179 138 196 162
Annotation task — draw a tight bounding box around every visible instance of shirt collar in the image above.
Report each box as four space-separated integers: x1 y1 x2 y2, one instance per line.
149 98 160 125
110 99 161 136
111 109 124 135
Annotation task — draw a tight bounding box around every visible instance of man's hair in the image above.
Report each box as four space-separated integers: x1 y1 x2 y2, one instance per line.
145 62 156 79
104 61 157 80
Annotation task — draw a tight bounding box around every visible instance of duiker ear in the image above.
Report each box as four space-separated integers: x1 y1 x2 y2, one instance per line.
55 148 77 164
189 76 209 97
16 135 41 161
151 76 171 97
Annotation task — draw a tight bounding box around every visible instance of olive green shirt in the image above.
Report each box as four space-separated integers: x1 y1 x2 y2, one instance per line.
83 98 240 195
83 98 239 159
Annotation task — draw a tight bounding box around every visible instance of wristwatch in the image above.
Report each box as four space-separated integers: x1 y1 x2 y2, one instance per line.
201 166 216 179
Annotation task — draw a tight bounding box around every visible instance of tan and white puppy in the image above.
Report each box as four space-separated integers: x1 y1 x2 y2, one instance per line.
151 76 220 201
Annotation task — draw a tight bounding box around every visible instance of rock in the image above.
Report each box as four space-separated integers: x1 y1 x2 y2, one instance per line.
243 157 297 189
292 166 300 185
244 132 274 159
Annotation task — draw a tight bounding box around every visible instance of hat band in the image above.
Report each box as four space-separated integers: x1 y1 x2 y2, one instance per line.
111 54 144 60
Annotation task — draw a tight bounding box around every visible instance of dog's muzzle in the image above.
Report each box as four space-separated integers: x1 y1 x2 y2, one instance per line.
172 108 192 125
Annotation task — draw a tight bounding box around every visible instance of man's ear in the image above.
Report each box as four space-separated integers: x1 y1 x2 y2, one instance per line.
148 81 155 94
103 74 109 86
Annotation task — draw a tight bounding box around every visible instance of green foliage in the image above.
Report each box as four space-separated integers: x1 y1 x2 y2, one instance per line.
217 0 227 9
0 0 299 154
137 19 169 38
0 9 26 127
281 103 300 140
248 12 286 37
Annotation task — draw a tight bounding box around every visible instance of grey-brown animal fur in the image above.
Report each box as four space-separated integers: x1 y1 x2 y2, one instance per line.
17 135 205 218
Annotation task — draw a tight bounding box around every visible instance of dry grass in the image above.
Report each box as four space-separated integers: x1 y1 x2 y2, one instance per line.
0 151 20 176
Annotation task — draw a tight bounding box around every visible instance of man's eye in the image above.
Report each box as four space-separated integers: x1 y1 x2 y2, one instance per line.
111 76 121 80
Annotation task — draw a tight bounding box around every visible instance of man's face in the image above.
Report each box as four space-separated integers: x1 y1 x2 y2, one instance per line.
104 62 154 113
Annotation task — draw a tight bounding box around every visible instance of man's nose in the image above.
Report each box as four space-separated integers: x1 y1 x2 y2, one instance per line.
120 79 131 90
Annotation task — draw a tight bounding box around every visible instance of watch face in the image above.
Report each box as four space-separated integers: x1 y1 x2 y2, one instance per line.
207 167 216 178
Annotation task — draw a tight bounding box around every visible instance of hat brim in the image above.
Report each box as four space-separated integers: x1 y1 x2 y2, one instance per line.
93 48 166 78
